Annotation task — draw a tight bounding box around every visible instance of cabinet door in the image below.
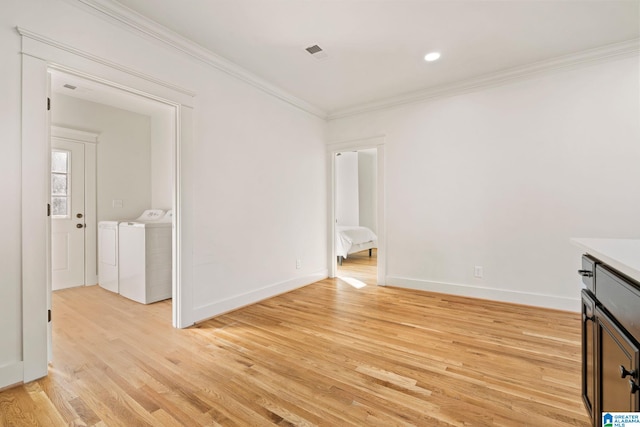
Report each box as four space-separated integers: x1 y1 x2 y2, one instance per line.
597 307 640 415
582 290 597 424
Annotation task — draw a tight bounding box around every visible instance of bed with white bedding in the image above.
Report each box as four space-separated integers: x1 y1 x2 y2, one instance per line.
336 225 377 264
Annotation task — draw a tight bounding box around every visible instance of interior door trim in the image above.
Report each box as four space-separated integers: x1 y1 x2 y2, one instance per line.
20 31 195 385
327 135 386 285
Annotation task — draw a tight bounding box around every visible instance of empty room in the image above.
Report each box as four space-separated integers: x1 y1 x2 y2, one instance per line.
1 0 639 426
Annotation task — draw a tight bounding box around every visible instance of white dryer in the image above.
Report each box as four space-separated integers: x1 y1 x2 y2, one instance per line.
118 210 172 304
98 220 120 293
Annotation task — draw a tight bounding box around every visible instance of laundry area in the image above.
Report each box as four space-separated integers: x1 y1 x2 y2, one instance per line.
50 70 176 306
99 209 173 304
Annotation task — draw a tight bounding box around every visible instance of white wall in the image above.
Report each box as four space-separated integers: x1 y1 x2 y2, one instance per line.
358 149 377 233
51 94 153 222
335 152 359 226
328 56 640 310
151 107 174 210
335 149 377 231
1 0 326 386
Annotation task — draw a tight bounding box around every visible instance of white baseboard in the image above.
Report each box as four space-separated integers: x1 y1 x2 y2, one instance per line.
0 362 23 390
386 276 580 312
192 270 329 323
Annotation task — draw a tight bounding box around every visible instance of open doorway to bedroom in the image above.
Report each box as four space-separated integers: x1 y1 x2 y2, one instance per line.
334 148 378 286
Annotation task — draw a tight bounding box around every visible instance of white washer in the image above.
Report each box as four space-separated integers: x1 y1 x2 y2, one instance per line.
118 210 172 304
98 221 120 293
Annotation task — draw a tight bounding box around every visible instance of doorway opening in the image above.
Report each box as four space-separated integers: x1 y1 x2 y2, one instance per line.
21 42 193 382
48 69 177 325
331 141 385 288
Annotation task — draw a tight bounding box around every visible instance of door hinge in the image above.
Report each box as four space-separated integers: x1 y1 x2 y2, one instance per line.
47 97 51 111
48 309 51 323
47 203 51 217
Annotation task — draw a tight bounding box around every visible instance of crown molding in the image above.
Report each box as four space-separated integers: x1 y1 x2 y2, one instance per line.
51 0 640 122
328 38 640 120
74 0 327 119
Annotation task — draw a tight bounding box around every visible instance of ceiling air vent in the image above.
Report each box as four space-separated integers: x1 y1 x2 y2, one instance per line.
305 44 328 60
306 45 322 54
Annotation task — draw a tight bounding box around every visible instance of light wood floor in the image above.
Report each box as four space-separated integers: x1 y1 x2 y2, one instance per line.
0 255 589 426
337 248 378 282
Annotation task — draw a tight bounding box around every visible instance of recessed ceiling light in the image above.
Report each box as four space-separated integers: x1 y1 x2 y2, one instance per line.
424 52 441 62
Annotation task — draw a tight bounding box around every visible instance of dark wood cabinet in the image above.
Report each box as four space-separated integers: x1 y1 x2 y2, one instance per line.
580 257 640 427
596 306 639 415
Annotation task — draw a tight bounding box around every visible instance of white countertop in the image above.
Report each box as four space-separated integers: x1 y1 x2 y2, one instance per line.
571 238 640 283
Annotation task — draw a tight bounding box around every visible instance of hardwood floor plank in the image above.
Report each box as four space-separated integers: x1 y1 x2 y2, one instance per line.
138 384 214 426
67 396 101 426
0 387 40 426
0 255 589 426
150 408 190 427
37 374 82 425
23 382 68 427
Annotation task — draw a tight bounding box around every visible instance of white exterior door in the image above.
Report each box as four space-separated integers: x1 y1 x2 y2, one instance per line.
51 138 85 290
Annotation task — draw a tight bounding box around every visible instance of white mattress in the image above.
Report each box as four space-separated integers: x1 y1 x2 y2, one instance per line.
336 225 377 258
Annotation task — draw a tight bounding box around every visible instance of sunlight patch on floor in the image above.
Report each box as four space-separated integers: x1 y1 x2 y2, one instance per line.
338 276 367 289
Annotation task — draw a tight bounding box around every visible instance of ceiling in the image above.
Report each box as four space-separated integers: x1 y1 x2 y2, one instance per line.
106 1 639 115
51 69 173 118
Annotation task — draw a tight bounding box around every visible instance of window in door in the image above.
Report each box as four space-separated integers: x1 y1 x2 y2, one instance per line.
51 149 70 218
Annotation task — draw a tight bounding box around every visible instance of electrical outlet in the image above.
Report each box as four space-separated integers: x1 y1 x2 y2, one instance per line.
296 259 301 269
474 266 483 278
112 199 123 208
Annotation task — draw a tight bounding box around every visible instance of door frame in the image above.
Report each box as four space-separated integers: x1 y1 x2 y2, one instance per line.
51 127 100 289
20 29 195 382
327 135 386 285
